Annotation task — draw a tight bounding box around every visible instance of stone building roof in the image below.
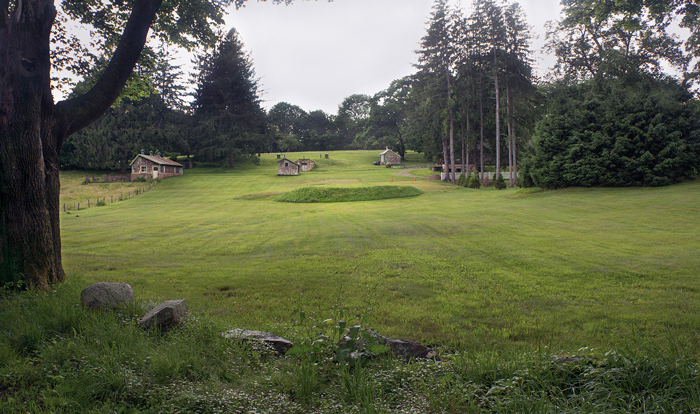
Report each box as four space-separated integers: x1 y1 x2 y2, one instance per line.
130 154 183 167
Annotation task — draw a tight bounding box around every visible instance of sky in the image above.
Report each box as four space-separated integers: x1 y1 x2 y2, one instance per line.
215 0 565 114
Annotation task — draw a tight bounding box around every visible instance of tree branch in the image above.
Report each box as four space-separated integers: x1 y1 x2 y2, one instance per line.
55 0 163 139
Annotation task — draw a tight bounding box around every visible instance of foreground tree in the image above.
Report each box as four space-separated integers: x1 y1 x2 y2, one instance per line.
0 0 314 289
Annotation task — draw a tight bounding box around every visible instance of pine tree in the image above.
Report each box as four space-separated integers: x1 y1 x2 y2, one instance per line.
191 29 267 167
415 0 458 183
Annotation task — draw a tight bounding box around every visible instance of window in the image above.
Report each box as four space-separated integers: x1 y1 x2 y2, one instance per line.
284 162 289 167
153 166 159 172
140 166 146 173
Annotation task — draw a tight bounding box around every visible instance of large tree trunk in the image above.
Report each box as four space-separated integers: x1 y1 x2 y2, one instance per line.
446 71 456 184
493 46 501 180
478 63 485 182
506 77 513 187
0 0 162 289
0 0 61 289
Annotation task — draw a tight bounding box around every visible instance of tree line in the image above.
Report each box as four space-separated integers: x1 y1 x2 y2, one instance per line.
59 0 700 191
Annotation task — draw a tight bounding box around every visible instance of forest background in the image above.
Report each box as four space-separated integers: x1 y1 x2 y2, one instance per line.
57 0 700 190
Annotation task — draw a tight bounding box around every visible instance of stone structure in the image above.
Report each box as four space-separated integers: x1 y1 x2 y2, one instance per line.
139 299 188 330
379 148 402 165
223 329 294 354
277 157 300 176
130 150 184 182
81 282 134 310
296 159 316 172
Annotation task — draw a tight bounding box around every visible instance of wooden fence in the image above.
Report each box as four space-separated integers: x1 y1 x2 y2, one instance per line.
62 182 156 213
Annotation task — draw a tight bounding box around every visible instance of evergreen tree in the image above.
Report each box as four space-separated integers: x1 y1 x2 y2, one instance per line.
414 0 457 183
522 74 700 188
191 28 268 167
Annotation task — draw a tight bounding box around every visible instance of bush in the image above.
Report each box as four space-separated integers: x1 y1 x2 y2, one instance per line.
385 162 392 168
456 173 468 187
96 199 107 207
494 173 507 190
134 177 147 183
521 74 700 188
467 173 481 189
275 186 423 203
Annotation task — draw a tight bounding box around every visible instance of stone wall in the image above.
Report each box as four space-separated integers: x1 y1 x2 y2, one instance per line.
384 151 402 164
296 159 316 172
278 159 299 176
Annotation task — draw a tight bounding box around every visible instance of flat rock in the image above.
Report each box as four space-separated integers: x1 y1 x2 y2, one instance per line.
139 299 187 330
381 336 437 360
342 330 438 360
80 282 134 310
223 329 294 354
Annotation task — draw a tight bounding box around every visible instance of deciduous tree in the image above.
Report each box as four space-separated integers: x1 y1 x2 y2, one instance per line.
0 0 320 289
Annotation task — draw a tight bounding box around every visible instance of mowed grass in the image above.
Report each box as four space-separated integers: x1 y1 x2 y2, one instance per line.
60 150 700 355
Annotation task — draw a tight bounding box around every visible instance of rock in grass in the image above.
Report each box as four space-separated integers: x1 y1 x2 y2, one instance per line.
223 329 294 354
80 282 134 310
382 337 437 360
139 299 187 330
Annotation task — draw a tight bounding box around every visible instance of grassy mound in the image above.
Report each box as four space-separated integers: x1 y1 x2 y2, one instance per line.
275 185 423 203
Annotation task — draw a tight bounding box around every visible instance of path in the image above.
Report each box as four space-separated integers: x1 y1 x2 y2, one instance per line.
396 164 440 180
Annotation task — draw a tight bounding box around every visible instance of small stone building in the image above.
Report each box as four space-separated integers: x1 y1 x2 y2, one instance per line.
296 159 316 172
379 148 402 165
130 151 184 181
278 158 300 176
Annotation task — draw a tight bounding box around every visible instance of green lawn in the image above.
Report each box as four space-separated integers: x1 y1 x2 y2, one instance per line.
60 150 700 355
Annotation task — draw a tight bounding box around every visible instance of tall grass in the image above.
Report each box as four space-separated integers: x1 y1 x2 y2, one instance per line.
2 279 697 413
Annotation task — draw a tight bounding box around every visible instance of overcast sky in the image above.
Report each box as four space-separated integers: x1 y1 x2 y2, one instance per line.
218 0 564 114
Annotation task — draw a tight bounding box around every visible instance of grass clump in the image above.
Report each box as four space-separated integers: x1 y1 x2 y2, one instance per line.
275 185 423 203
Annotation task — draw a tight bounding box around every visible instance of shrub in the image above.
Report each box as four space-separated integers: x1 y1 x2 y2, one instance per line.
134 177 147 183
385 162 392 168
467 173 481 189
494 173 507 190
456 173 468 187
96 199 107 207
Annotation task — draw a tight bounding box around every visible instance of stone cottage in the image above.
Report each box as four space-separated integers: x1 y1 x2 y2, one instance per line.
130 151 184 181
296 159 316 172
278 158 300 176
379 148 402 165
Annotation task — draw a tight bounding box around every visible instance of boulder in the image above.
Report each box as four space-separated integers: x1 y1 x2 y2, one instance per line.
223 329 294 354
80 282 134 310
381 336 437 360
342 330 438 360
139 299 187 330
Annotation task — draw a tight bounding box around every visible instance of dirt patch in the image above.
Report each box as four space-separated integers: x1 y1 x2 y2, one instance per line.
425 174 442 181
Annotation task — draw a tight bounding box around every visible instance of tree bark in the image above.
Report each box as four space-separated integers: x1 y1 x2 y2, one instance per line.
446 70 456 184
478 63 485 182
493 45 501 181
506 77 513 186
0 0 163 289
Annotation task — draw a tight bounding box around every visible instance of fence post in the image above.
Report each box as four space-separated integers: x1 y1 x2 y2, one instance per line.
111 196 113 203
63 203 65 212
78 203 80 210
88 199 90 208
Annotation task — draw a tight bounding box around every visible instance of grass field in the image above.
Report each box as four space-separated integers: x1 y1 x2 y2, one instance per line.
60 150 700 356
